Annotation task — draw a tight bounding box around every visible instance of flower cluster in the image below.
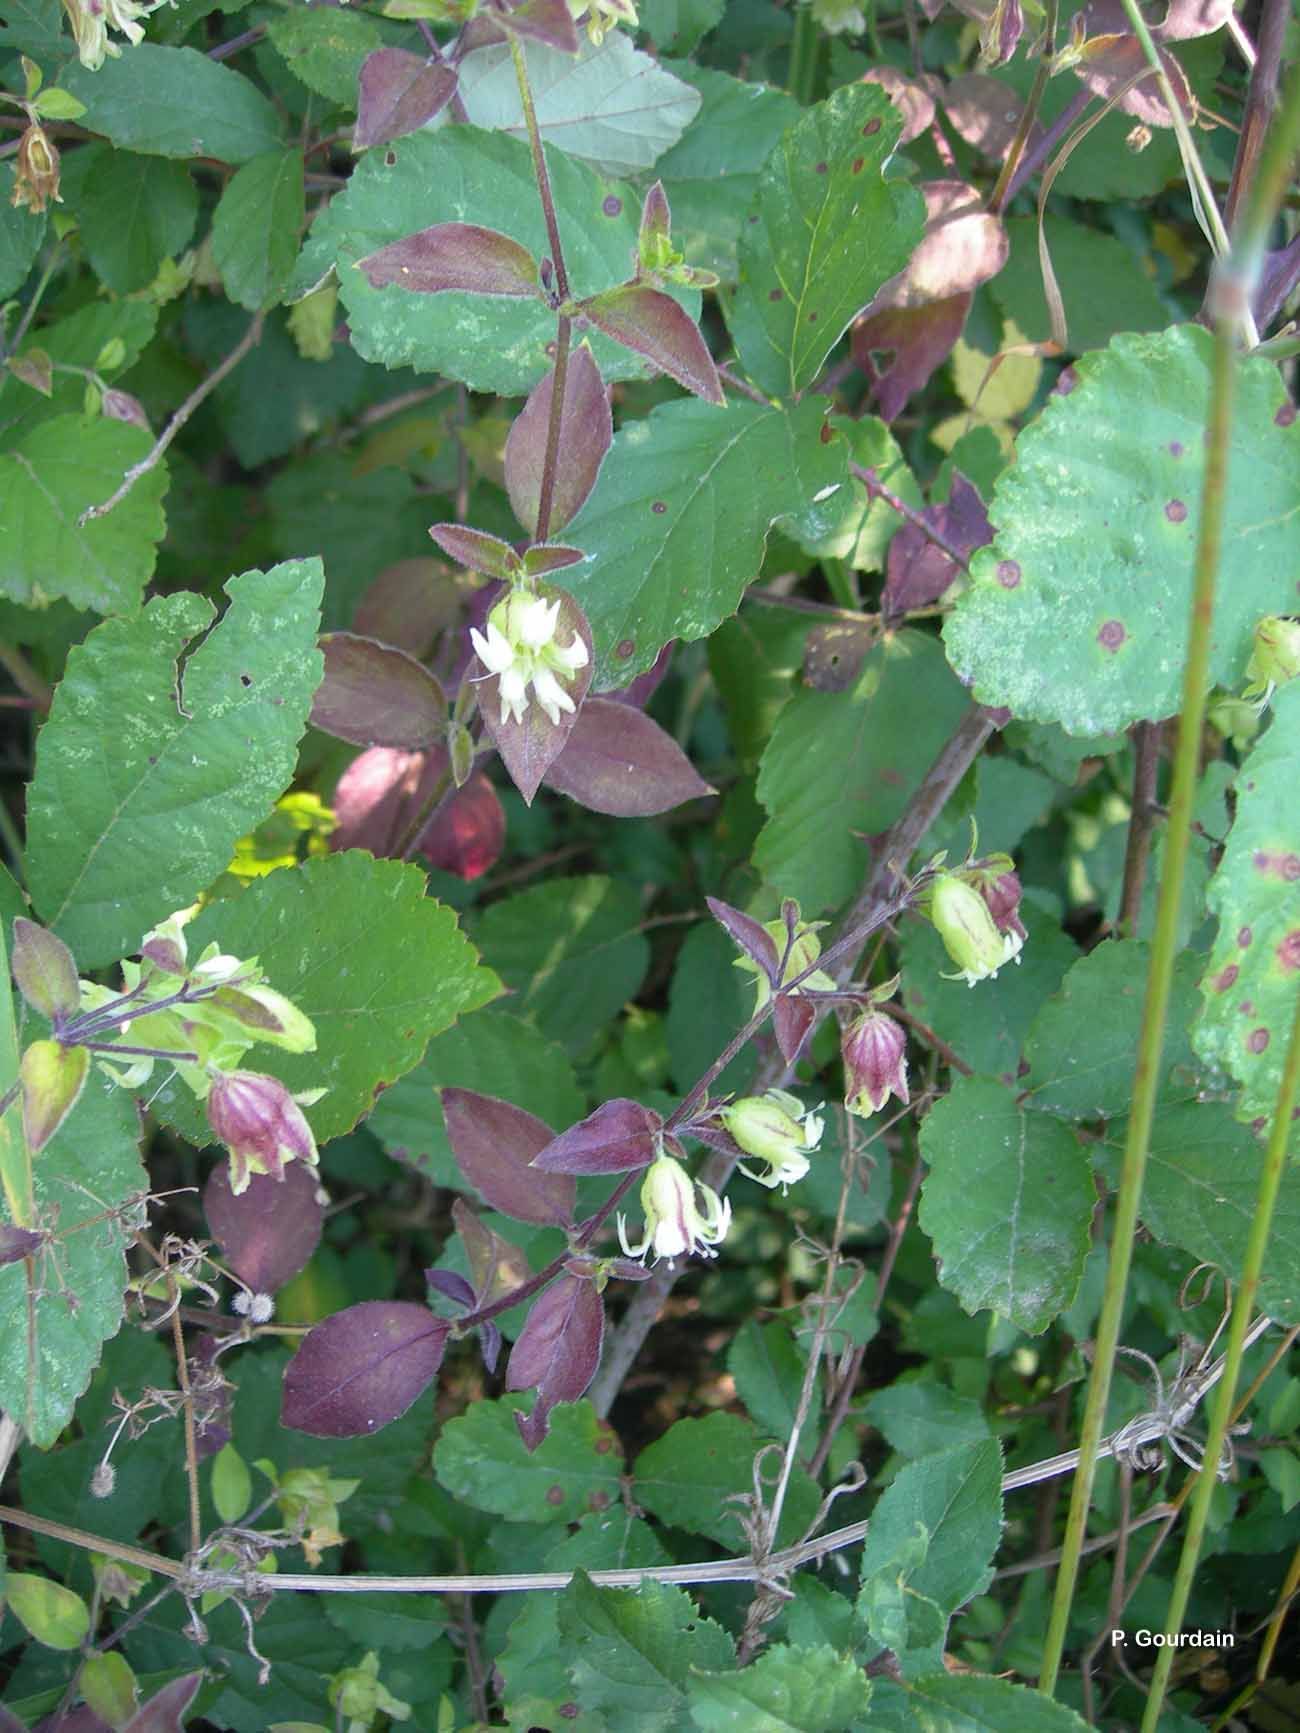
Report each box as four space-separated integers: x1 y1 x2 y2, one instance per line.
470 590 589 728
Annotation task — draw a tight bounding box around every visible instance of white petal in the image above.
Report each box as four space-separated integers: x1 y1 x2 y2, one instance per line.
532 666 576 722
471 622 515 675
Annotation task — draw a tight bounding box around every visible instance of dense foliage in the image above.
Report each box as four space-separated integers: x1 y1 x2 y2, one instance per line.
0 0 1298 1728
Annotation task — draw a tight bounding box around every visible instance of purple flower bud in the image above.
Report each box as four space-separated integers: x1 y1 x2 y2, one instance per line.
841 1009 909 1118
980 868 1027 941
206 1070 319 1196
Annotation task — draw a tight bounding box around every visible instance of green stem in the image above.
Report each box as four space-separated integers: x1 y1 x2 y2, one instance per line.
1037 258 1236 1704
787 4 820 105
1141 1000 1300 1726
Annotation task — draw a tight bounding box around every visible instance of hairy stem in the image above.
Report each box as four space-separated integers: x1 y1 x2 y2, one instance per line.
534 316 572 544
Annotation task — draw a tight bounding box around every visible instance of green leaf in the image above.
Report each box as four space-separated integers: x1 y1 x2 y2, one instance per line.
632 1411 821 1548
900 903 1078 1087
558 1574 735 1731
0 167 47 299
944 325 1300 734
454 35 701 177
212 149 306 311
304 126 695 395
367 1008 583 1185
1095 1101 1300 1325
0 0 64 58
63 45 284 163
877 1671 1092 1730
688 1642 872 1732
212 1443 252 1525
4 1573 91 1649
918 1077 1094 1333
1023 942 1200 1120
754 631 970 914
433 1396 624 1522
564 396 848 688
321 1591 449 1652
652 63 798 282
794 414 922 570
59 145 199 295
473 876 650 1058
666 918 758 1097
727 1318 822 1453
26 559 324 968
160 851 500 1143
0 416 167 613
862 1382 991 1459
0 1070 145 1446
639 0 724 52
989 215 1169 357
80 1651 139 1726
727 83 925 399
856 1440 1002 1665
1193 683 1300 1125
267 4 384 105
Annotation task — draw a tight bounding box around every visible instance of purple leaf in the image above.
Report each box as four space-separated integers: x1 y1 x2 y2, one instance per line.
870 182 1008 310
0 1222 43 1265
859 67 937 143
354 48 459 150
773 994 816 1065
204 1158 324 1294
480 1319 503 1373
504 344 611 536
884 471 992 616
502 0 581 52
312 633 446 750
430 523 520 580
521 543 585 578
705 896 780 982
579 285 723 406
543 697 714 816
441 1088 575 1226
34 1712 110 1733
352 558 457 659
281 1300 449 1437
453 1195 532 1305
10 917 79 1021
507 1275 604 1450
122 1674 204 1733
358 222 542 298
330 744 505 880
854 293 972 421
640 181 671 250
531 1098 662 1175
942 72 1029 161
426 1266 476 1309
476 589 594 805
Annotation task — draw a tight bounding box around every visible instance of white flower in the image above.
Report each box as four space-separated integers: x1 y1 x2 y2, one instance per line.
617 1154 731 1266
470 591 589 727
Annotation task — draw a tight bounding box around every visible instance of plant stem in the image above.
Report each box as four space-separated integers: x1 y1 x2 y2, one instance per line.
509 37 569 301
1141 987 1300 1727
0 640 52 712
1223 0 1288 234
1117 721 1160 937
989 0 1059 212
393 764 452 862
850 463 973 575
1037 259 1236 1706
787 4 820 105
534 316 571 544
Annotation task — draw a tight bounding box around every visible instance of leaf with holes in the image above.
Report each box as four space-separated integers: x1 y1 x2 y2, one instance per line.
918 1077 1094 1333
727 82 925 399
563 395 848 686
945 325 1300 735
26 560 323 967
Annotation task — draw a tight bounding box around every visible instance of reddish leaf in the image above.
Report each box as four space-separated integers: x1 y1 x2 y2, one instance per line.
312 633 446 749
801 621 875 692
441 1088 575 1226
122 1674 204 1733
430 523 520 579
531 1098 662 1175
640 181 671 251
504 344 611 536
352 558 460 659
579 286 723 406
330 744 506 879
859 67 937 143
853 293 972 421
281 1300 449 1437
507 1275 604 1450
773 994 816 1065
884 471 992 616
942 73 1029 161
0 1222 43 1265
521 543 585 578
203 1159 324 1294
358 223 542 298
866 182 1007 309
705 896 780 981
1161 0 1234 38
502 0 581 52
354 48 458 150
454 1195 532 1308
10 917 79 1021
543 697 714 816
476 589 594 805
34 1712 110 1733
427 1266 475 1309
1069 0 1192 125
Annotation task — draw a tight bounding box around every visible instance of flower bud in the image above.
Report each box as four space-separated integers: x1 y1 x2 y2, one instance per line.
928 871 1022 988
617 1153 731 1266
979 868 1027 941
722 1088 824 1191
11 123 61 214
1245 615 1300 700
329 1652 411 1725
842 1009 909 1117
205 1070 320 1195
101 389 150 430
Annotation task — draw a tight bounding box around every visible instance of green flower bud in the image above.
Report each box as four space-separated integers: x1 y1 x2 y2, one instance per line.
722 1089 824 1190
928 871 1023 987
